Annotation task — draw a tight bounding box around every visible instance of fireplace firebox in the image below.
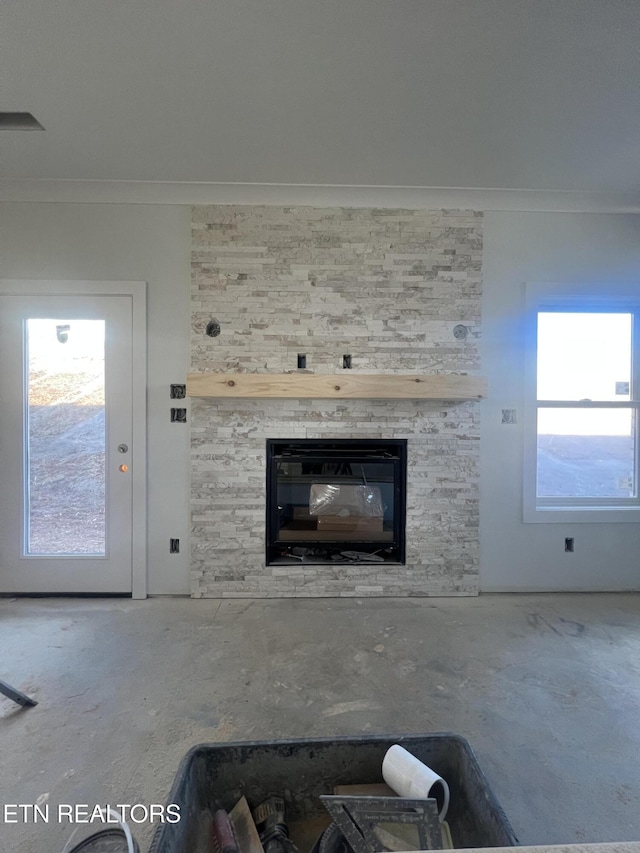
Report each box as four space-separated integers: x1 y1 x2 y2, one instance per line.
266 439 407 565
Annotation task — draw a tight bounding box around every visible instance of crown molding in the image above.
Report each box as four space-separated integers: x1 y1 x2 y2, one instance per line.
1 179 640 213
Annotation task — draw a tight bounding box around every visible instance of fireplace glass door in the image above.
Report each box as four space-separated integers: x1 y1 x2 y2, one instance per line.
266 439 407 565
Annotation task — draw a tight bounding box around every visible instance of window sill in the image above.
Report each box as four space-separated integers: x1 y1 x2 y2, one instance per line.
524 505 640 524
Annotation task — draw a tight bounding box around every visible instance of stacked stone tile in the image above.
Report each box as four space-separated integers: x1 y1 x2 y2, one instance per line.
191 205 483 597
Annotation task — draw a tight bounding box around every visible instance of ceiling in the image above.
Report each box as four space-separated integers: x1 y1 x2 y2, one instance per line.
1 0 639 193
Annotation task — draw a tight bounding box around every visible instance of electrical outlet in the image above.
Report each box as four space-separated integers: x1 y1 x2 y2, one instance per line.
501 409 517 425
564 537 574 553
170 384 186 399
343 354 352 369
170 539 180 554
297 353 306 369
170 408 187 423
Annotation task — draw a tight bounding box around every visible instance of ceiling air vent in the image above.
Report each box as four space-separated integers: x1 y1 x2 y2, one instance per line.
0 112 45 130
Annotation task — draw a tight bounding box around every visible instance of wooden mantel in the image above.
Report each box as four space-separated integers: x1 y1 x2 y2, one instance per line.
186 372 487 400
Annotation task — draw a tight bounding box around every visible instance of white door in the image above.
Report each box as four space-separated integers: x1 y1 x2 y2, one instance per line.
0 291 139 594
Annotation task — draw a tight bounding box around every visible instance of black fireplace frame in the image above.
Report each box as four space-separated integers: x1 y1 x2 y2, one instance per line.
265 438 407 565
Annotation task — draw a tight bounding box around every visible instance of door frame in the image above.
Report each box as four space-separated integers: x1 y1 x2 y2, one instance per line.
0 280 147 598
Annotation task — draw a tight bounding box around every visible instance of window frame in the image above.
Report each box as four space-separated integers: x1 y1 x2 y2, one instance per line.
523 282 640 523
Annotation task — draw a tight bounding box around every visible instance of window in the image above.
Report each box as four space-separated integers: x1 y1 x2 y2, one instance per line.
524 284 640 522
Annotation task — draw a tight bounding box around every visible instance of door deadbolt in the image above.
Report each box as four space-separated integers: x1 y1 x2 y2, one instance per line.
118 444 128 453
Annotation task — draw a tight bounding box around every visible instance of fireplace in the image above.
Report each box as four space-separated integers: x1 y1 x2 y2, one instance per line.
190 205 482 596
266 439 407 565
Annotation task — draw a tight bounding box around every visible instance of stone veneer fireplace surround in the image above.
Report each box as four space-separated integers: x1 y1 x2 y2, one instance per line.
190 205 483 598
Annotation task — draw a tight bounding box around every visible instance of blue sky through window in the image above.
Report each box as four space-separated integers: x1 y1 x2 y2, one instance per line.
537 312 632 436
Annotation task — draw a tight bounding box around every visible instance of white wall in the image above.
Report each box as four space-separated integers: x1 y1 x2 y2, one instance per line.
2 202 639 595
481 211 640 591
0 203 192 594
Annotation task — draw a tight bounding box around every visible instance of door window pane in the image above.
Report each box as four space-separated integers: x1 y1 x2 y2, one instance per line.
26 319 106 555
537 312 632 401
537 407 636 498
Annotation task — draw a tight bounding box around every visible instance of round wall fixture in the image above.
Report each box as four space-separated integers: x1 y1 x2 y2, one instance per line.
205 320 221 337
453 324 468 340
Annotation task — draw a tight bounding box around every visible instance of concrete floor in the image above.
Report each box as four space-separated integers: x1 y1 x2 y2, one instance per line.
1 594 640 853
